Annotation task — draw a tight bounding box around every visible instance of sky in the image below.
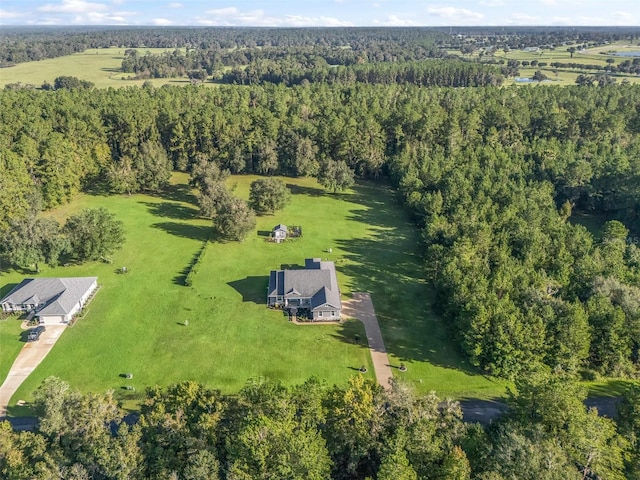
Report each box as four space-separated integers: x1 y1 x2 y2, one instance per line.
0 0 638 27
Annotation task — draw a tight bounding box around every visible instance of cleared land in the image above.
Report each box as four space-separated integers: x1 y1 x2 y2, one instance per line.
459 40 640 86
0 47 199 89
0 174 513 416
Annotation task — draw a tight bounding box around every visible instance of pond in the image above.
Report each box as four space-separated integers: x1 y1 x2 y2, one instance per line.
613 51 640 57
514 77 550 83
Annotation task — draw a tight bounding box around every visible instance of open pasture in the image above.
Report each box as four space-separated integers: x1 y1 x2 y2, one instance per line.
1 174 512 415
0 47 196 89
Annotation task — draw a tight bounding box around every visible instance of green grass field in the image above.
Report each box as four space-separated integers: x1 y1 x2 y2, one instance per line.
469 40 640 86
0 47 203 89
0 174 511 416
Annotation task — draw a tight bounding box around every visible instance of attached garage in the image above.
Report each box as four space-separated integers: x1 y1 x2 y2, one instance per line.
39 315 66 325
0 277 98 326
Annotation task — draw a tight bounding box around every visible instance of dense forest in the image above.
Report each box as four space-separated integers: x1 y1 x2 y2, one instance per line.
2 25 638 67
2 83 640 380
2 25 640 479
1 374 639 479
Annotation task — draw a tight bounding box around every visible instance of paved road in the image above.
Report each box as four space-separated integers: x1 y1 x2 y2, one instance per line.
0 325 66 418
342 292 394 390
459 396 622 425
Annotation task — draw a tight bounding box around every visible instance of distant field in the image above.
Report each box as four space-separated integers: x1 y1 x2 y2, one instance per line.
0 47 206 89
479 40 640 86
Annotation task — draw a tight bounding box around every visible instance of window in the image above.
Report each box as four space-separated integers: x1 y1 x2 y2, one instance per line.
318 311 323 317
331 311 335 316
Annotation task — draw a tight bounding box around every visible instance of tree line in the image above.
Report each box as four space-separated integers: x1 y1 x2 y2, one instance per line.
220 59 502 87
1 83 640 380
1 372 638 479
0 27 445 67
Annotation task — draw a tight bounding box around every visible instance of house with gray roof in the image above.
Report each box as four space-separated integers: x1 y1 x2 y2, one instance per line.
0 277 98 325
267 258 341 321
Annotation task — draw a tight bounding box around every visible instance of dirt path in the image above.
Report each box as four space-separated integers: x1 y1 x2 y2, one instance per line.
0 325 66 418
342 292 394 390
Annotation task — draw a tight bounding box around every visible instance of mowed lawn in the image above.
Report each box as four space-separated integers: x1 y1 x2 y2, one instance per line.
0 173 508 415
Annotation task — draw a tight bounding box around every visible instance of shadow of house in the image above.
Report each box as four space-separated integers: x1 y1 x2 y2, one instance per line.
328 319 369 347
228 276 268 304
0 283 19 299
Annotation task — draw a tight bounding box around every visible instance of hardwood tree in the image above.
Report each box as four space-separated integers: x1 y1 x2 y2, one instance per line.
248 178 291 215
1 215 66 272
318 159 355 193
214 195 256 241
64 207 125 262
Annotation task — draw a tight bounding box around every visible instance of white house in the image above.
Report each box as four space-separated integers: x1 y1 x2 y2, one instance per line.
0 277 98 325
272 224 288 243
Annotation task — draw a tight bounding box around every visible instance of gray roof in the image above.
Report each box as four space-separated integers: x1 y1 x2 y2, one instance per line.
0 277 97 316
273 224 288 232
268 259 340 310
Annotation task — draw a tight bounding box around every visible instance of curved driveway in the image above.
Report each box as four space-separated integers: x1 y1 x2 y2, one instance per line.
342 292 394 390
0 325 66 418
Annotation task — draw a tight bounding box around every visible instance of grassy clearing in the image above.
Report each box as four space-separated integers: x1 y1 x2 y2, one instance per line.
0 47 210 89
587 379 638 398
569 211 609 241
0 173 510 415
0 315 25 386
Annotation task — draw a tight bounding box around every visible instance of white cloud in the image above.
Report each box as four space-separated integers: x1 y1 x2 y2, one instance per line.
168 2 183 7
205 7 239 16
549 11 636 26
479 0 506 6
506 12 540 24
199 8 353 27
373 15 419 26
0 9 24 19
152 17 173 25
39 0 108 13
427 6 484 21
612 11 634 22
75 11 126 23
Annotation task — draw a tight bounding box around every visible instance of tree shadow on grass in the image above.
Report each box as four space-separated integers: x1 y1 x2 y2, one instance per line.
227 276 268 304
141 201 198 220
286 184 326 197
154 183 198 205
335 180 481 376
152 222 211 242
83 181 112 197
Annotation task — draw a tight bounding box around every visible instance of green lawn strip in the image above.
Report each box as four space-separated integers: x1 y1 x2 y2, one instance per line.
0 317 25 385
